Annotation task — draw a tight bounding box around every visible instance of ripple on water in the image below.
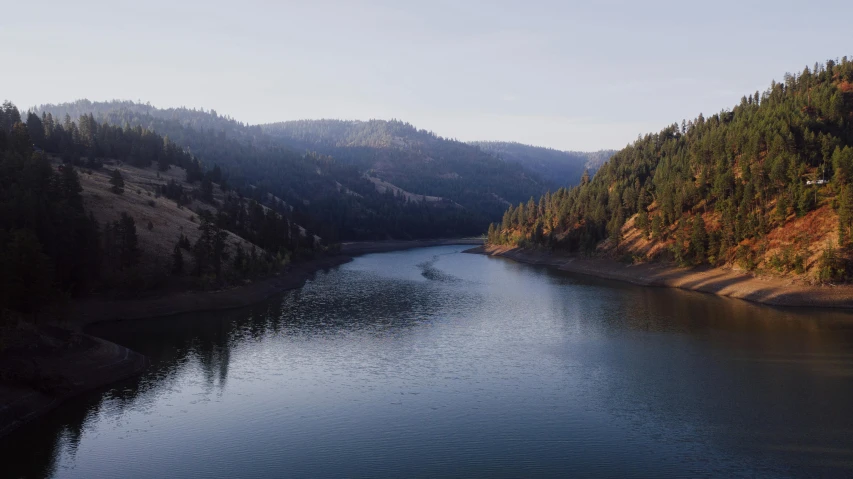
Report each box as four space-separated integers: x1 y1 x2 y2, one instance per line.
5 245 853 478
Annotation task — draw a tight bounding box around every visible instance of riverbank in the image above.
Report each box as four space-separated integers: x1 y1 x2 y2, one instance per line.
340 238 483 256
0 325 148 438
0 239 482 438
470 245 853 309
70 255 354 326
70 238 482 326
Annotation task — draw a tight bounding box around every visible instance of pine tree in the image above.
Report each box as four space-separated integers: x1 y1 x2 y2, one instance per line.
690 216 708 264
775 192 789 223
115 212 140 270
796 183 814 217
635 211 650 239
26 111 45 148
839 184 853 246
651 214 663 240
110 168 125 194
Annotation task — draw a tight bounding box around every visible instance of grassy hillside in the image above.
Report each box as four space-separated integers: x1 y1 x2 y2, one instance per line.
470 141 615 187
1 104 324 323
488 57 853 284
35 103 549 240
65 158 269 292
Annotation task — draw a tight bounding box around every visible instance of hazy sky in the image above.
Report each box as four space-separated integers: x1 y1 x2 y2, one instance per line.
2 1 850 150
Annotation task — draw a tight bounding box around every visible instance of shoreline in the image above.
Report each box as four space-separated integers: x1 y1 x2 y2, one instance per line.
469 245 853 309
0 328 148 438
70 255 354 327
0 238 482 438
71 238 483 327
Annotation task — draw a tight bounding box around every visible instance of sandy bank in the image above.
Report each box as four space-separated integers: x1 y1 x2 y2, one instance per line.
469 245 853 309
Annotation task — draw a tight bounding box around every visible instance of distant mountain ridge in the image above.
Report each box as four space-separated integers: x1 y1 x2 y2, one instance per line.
470 141 615 187
261 119 548 216
35 101 561 240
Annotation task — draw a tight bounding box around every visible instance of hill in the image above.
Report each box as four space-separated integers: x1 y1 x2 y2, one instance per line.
469 141 615 187
488 57 853 284
34 102 550 240
0 102 324 322
261 119 548 215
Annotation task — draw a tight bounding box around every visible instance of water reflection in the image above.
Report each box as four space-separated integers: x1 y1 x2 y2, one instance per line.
3 246 853 478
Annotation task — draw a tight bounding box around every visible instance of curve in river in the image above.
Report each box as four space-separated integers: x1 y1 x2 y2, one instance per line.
4 245 853 478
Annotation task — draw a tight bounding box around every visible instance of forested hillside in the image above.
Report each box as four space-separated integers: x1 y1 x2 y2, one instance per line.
488 58 853 283
262 119 547 216
36 102 549 240
0 101 320 319
470 141 615 187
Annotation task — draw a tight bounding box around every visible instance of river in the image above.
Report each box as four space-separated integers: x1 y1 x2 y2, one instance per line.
4 245 853 478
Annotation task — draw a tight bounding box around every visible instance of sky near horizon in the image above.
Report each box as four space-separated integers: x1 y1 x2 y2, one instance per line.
2 1 851 151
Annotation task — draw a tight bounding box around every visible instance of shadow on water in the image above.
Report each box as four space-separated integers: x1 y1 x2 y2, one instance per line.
0 266 470 477
511 260 853 475
5 247 853 478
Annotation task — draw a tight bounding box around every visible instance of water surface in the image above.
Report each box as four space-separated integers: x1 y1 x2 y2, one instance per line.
5 245 853 478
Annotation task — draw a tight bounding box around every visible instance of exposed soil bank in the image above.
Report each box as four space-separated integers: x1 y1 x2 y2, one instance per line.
470 245 853 309
1 238 482 438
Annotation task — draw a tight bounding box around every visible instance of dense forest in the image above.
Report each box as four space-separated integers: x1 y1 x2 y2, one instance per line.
0 101 318 320
36 102 552 240
470 141 615 188
489 58 853 283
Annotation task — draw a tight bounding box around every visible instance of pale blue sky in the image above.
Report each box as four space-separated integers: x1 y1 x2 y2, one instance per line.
2 1 850 150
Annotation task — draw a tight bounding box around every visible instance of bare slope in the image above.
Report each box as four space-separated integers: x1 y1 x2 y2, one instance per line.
64 159 260 271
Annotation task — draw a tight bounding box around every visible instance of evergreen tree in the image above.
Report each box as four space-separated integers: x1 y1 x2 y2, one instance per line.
651 214 663 240
110 168 125 194
115 212 140 270
839 184 853 246
690 216 708 264
775 192 790 223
